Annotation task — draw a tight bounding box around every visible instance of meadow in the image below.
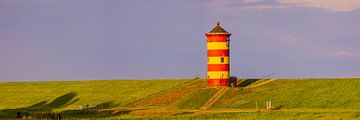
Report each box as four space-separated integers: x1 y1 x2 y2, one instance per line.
0 79 192 112
1 78 360 119
214 78 360 110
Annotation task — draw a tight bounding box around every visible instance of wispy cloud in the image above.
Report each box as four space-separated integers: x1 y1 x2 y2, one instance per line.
250 29 302 45
278 0 360 12
315 49 360 58
205 0 360 12
202 0 285 15
333 50 360 57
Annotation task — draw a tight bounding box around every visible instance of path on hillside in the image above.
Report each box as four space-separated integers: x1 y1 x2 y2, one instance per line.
206 108 360 113
200 86 229 110
245 78 277 89
199 78 277 110
130 79 207 107
126 108 360 116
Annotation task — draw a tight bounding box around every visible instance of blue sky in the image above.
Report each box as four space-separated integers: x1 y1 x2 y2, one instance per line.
1 0 360 81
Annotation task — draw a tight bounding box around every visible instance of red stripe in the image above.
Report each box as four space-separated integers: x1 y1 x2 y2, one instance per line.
207 35 228 42
208 79 229 81
208 64 229 71
208 50 229 57
208 79 229 86
207 79 220 86
220 79 229 86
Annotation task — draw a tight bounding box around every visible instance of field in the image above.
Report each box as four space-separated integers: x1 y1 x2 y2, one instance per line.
1 78 360 119
214 78 360 109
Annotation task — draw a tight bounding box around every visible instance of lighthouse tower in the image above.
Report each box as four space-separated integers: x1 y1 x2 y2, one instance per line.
206 21 231 87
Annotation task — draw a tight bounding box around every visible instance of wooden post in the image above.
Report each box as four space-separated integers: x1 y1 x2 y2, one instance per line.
266 101 272 111
256 101 258 111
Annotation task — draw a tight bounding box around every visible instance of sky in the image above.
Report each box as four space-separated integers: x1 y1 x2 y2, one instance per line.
0 0 360 81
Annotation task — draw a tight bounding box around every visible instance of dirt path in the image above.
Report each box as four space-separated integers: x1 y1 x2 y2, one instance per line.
245 78 277 89
200 87 229 110
128 108 360 116
130 79 206 107
202 108 360 113
199 78 277 110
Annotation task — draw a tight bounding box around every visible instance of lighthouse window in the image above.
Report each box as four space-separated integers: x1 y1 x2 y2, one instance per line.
226 37 230 46
220 57 224 63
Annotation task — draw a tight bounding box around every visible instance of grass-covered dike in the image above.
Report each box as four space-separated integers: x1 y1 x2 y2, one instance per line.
1 78 360 119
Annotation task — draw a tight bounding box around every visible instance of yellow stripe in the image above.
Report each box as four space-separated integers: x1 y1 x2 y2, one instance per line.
207 71 229 79
208 57 229 64
207 42 228 50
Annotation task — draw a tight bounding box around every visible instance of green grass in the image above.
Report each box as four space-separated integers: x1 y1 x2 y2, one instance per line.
0 79 191 111
175 88 217 109
2 78 360 119
67 112 360 120
213 78 360 110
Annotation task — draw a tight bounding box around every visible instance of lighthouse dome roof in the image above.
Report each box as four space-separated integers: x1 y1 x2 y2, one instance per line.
208 21 229 34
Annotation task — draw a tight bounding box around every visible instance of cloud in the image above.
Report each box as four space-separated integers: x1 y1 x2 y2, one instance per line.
315 49 360 58
333 50 360 57
205 0 360 12
244 0 263 3
278 0 360 12
251 29 302 45
202 0 285 14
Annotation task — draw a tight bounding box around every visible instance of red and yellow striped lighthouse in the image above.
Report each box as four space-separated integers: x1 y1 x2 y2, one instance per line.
206 21 231 87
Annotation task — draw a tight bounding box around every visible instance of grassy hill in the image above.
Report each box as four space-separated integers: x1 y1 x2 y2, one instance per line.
213 78 360 110
1 78 360 119
0 79 193 111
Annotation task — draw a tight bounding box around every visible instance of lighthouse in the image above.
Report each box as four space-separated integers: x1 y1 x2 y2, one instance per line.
206 21 231 87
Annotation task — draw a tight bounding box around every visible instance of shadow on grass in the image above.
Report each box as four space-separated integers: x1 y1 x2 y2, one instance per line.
60 100 152 119
0 92 141 119
0 92 79 118
236 79 261 87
